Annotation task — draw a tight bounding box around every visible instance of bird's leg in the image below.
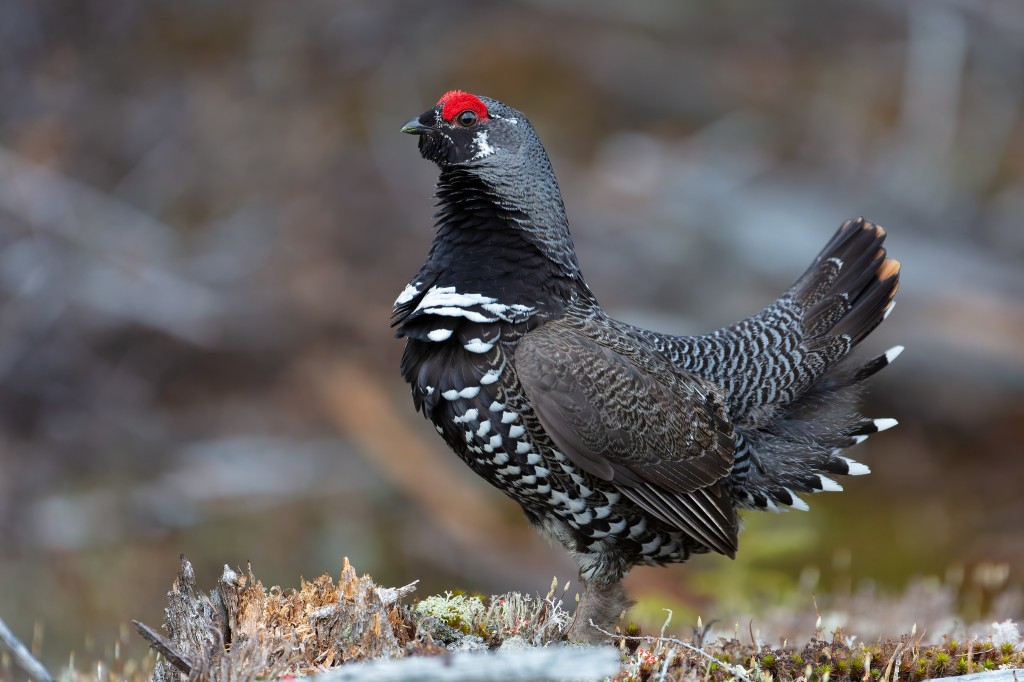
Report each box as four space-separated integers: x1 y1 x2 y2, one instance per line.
567 575 634 644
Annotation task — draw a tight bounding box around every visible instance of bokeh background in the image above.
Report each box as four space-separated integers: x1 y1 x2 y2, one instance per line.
1 0 1023 670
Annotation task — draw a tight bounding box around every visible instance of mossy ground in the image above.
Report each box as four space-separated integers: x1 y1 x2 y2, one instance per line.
4 559 1021 682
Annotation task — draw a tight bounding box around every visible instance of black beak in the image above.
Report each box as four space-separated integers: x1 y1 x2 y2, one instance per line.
401 115 430 134
401 108 434 135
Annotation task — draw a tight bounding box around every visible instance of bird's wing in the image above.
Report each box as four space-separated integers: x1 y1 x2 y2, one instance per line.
515 320 740 557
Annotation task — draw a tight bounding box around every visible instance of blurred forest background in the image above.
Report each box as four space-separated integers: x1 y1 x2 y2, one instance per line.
1 0 1023 670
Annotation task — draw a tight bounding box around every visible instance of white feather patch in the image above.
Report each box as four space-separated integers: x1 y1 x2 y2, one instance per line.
464 338 495 354
472 130 496 159
394 282 420 306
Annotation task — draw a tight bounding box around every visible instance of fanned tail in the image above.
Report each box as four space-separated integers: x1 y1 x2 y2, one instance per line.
734 217 902 512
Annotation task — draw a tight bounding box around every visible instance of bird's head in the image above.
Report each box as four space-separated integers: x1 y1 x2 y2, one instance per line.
401 90 533 169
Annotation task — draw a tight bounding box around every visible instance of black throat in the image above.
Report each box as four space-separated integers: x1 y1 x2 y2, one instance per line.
419 168 578 307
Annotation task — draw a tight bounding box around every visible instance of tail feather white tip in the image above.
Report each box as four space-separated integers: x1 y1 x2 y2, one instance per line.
873 417 899 432
785 489 810 511
883 301 896 320
885 345 905 363
841 457 871 476
852 434 869 445
817 475 843 492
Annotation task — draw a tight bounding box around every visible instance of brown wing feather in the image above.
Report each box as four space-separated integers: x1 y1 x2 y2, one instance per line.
516 319 740 556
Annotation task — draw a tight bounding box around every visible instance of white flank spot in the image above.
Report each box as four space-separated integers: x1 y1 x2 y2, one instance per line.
425 386 434 395
841 457 871 475
435 425 443 434
516 441 532 455
520 475 537 486
463 408 479 422
458 386 480 399
394 282 420 306
489 434 503 449
885 345 905 363
416 286 495 310
573 510 594 525
818 475 844 492
472 130 496 159
501 411 517 424
526 453 542 465
508 425 526 438
466 339 495 354
441 389 459 401
884 301 896 319
641 537 662 555
536 483 551 494
534 466 549 477
853 434 869 445
488 401 504 412
423 306 495 323
479 369 501 385
427 328 453 342
785 489 810 511
481 301 536 321
874 417 898 432
476 421 491 437
497 465 521 477
493 451 509 466
608 518 628 534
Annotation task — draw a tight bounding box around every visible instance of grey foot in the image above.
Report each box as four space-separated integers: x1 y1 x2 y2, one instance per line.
567 578 634 644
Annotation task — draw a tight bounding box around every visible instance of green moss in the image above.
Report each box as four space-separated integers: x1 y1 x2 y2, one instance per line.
955 656 969 675
414 592 486 637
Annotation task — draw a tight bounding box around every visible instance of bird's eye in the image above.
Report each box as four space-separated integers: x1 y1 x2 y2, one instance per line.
456 110 478 127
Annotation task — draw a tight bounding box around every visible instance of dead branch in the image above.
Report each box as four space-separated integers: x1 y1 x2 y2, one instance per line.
0 613 55 682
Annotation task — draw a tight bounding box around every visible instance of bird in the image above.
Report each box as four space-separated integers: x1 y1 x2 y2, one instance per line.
393 90 901 643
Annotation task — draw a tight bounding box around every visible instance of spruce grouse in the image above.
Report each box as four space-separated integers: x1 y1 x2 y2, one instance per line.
394 90 901 642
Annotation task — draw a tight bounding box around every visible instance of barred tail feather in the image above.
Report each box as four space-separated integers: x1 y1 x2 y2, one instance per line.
733 218 901 513
791 217 900 347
